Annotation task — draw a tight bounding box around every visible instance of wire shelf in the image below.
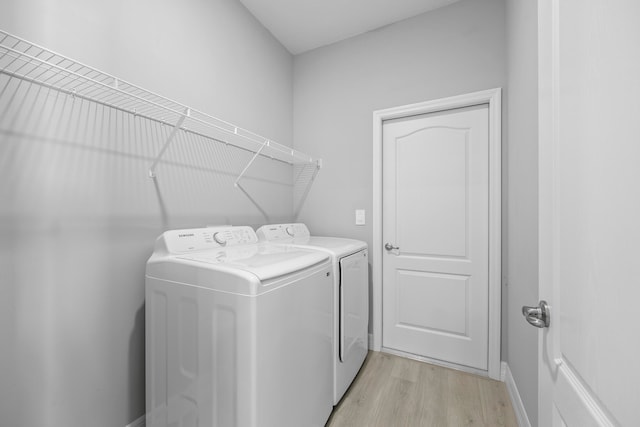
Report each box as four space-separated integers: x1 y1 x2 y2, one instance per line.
0 30 321 176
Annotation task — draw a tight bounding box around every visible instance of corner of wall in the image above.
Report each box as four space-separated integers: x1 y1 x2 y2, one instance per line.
502 361 533 427
125 415 145 427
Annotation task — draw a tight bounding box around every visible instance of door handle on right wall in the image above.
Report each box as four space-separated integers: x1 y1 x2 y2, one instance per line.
522 300 550 328
384 243 399 251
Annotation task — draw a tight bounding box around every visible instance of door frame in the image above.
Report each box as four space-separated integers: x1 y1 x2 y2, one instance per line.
372 88 502 379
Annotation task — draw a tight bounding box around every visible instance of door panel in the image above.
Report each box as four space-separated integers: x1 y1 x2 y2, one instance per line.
538 0 640 425
396 127 468 257
395 270 469 335
382 105 489 370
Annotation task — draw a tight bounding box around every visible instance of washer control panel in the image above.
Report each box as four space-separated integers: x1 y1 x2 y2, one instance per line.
256 223 310 241
161 226 258 254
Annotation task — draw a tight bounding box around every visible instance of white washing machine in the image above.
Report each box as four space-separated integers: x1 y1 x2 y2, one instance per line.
145 226 333 427
256 223 369 405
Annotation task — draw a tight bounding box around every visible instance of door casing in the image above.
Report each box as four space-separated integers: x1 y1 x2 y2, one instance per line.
372 88 502 379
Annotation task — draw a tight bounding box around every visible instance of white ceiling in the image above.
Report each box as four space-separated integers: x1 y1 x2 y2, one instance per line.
238 0 462 55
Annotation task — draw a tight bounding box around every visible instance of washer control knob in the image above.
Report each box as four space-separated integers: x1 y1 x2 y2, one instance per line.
285 226 295 236
213 232 227 246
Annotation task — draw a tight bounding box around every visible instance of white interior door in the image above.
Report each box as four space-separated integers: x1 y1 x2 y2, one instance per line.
382 104 489 371
537 1 640 426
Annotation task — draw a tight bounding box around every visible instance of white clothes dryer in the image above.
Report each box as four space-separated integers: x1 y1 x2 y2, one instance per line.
256 223 369 405
145 226 333 427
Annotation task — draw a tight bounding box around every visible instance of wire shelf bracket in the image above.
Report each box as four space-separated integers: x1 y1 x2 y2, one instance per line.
148 107 190 178
234 139 269 188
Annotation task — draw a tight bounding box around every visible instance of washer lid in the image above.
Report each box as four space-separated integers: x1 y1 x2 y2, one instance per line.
177 243 329 281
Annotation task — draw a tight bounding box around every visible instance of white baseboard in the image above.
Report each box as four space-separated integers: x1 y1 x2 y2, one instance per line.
126 414 145 427
501 361 532 427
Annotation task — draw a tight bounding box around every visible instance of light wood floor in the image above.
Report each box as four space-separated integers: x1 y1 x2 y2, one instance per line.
326 352 518 427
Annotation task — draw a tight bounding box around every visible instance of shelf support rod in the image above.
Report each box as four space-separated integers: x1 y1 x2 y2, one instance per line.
235 181 270 222
148 107 190 178
234 140 269 187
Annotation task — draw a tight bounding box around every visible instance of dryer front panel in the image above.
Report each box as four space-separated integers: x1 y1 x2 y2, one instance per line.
336 249 369 402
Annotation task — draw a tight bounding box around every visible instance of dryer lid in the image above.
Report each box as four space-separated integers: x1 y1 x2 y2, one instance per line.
256 224 367 256
289 236 367 256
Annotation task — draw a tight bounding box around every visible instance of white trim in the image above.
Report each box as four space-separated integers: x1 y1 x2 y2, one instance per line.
502 362 533 427
371 88 502 380
125 414 145 427
555 360 618 427
372 109 383 352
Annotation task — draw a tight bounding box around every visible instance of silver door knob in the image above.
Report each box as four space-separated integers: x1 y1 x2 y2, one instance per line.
522 300 550 328
384 243 399 251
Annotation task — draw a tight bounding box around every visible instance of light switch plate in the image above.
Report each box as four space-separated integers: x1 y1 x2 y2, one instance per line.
355 209 366 226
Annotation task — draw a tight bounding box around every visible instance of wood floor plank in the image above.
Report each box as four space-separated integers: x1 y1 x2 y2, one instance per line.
326 352 518 427
477 375 519 426
412 361 449 426
390 353 421 383
372 376 416 427
446 370 485 426
326 351 395 426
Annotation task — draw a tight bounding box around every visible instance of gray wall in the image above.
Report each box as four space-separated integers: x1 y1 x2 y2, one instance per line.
293 0 507 334
505 0 539 424
0 0 294 426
